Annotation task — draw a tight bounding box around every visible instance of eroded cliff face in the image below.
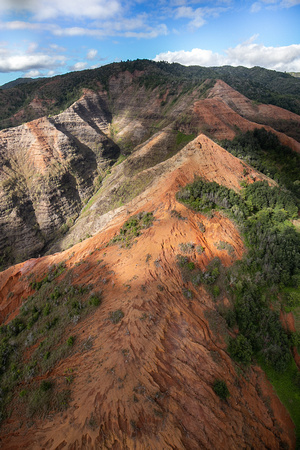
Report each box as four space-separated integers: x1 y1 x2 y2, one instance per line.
0 96 120 266
209 79 300 143
1 70 300 268
0 136 295 449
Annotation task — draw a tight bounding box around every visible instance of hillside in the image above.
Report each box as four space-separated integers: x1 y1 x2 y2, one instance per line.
0 77 38 90
0 65 300 269
0 135 297 449
1 60 300 130
0 61 299 449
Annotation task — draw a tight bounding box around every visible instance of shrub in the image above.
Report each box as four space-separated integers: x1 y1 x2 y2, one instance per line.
212 286 220 298
88 293 102 307
19 389 27 398
178 242 194 254
109 212 154 247
67 336 75 347
43 303 51 316
229 334 253 365
40 380 53 392
182 288 193 299
109 309 124 324
213 379 230 400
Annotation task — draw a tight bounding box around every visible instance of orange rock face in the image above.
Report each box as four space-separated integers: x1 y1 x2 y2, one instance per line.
0 136 295 449
192 80 300 153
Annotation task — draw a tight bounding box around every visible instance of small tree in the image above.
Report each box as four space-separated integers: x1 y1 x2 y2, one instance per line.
228 334 253 365
213 379 230 400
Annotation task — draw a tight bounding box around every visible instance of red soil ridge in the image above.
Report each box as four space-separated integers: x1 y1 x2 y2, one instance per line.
0 135 295 449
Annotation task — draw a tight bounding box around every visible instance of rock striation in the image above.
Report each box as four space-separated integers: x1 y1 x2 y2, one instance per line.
0 95 120 266
0 69 299 268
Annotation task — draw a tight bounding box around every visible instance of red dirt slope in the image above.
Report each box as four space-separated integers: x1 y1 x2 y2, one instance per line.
191 79 300 153
0 135 295 449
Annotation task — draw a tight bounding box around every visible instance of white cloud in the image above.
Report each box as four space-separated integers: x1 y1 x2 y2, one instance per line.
0 5 167 40
154 48 225 66
0 42 66 73
226 41 300 71
175 6 194 18
53 22 168 39
71 62 87 71
174 5 228 30
251 0 300 10
124 24 168 38
53 27 87 37
0 0 37 12
94 14 148 32
279 0 300 6
154 38 300 72
24 69 42 77
250 2 262 12
49 43 66 52
0 20 43 30
0 53 65 72
0 0 122 20
87 49 97 60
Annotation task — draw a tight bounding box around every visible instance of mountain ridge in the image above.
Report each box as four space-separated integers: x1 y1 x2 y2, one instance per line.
0 61 299 448
1 60 300 130
0 133 296 448
1 69 300 269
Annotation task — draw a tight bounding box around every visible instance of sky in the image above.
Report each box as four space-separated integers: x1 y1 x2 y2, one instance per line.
0 0 300 86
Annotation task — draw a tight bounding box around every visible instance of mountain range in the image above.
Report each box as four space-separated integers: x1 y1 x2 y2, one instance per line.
0 60 299 449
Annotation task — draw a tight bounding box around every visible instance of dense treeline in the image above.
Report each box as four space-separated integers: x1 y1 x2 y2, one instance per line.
177 177 300 372
221 129 300 203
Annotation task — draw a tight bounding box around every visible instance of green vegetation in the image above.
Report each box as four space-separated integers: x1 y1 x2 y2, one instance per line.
109 212 154 248
0 264 102 422
228 335 253 365
109 309 124 324
213 379 230 400
258 357 300 441
88 293 102 306
177 177 299 369
175 131 195 147
26 380 71 418
178 242 195 254
221 129 300 204
215 240 234 255
176 253 221 287
67 336 75 346
177 173 300 436
2 61 300 130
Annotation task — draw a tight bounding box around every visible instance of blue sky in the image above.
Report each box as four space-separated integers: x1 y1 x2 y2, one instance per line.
0 0 300 85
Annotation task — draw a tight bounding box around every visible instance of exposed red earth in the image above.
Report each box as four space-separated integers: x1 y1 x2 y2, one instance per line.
0 135 295 449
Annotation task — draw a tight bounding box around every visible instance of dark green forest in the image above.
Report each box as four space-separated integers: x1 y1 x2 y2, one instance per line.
176 128 300 436
177 175 300 429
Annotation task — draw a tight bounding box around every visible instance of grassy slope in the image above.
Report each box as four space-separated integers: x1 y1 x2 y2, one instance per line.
258 357 300 442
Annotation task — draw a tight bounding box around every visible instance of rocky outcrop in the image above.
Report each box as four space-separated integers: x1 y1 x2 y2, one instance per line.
0 103 120 266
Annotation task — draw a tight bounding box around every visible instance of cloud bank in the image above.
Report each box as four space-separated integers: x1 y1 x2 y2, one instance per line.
0 43 66 74
154 39 300 72
0 0 122 20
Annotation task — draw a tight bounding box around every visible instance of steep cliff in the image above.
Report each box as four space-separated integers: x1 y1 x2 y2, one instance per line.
0 94 120 267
